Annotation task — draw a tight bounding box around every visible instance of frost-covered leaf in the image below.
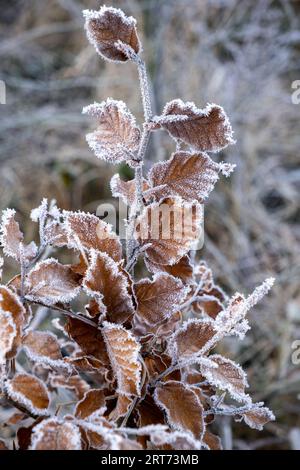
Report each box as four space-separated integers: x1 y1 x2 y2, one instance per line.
110 174 150 206
25 259 81 305
30 418 81 450
154 381 205 438
0 209 23 260
83 99 140 164
49 374 90 400
0 310 16 363
150 429 202 450
168 318 217 362
241 405 275 430
0 286 25 359
83 250 134 324
75 389 106 420
133 273 188 332
4 373 50 416
83 6 141 62
0 209 37 262
200 354 250 403
145 255 194 285
22 330 72 373
153 100 234 153
147 151 223 203
66 318 109 366
202 430 222 450
102 321 141 397
109 394 133 421
64 211 122 262
135 197 202 265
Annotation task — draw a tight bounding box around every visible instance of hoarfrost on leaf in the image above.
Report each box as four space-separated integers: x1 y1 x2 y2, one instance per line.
83 99 140 165
4 373 50 416
153 100 235 153
25 258 81 305
83 6 141 62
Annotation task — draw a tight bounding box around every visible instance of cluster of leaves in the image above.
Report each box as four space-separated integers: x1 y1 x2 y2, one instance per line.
0 6 275 450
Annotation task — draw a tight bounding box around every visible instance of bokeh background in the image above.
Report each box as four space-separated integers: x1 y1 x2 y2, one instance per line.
0 0 300 449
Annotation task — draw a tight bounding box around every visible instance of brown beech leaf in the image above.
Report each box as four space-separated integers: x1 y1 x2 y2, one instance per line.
241 405 275 430
0 310 16 363
168 319 217 362
75 389 106 420
66 318 109 366
153 100 234 152
64 211 122 262
22 330 71 372
0 209 37 262
110 174 150 206
83 6 140 62
102 322 141 396
151 430 202 450
109 394 133 421
83 250 134 324
0 209 23 260
49 374 90 400
83 99 140 164
133 273 188 331
202 430 222 450
25 259 81 305
154 381 205 438
0 286 25 360
30 418 81 450
147 151 221 203
135 197 202 265
200 354 250 403
145 255 194 285
4 373 50 416
43 220 68 248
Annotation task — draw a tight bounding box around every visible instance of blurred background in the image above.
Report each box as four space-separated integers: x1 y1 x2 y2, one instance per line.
0 0 299 449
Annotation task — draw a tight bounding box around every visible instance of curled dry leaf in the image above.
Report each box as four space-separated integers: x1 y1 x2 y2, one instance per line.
0 209 37 262
4 373 50 416
133 273 188 333
168 318 217 362
25 259 81 305
150 430 202 450
22 330 71 372
83 6 140 62
147 151 222 203
202 430 222 450
64 211 122 262
83 250 134 324
145 255 194 285
66 318 109 367
83 99 140 164
110 174 150 206
200 354 250 403
0 286 25 360
135 197 202 265
241 405 275 430
0 209 23 261
154 381 205 438
75 389 106 420
153 100 234 153
102 321 141 397
30 418 82 450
